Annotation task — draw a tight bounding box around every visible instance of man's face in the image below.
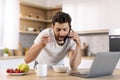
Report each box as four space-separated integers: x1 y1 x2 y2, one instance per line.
53 22 70 43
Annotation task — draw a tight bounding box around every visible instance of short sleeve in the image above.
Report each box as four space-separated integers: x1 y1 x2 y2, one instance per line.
34 28 51 44
34 32 42 44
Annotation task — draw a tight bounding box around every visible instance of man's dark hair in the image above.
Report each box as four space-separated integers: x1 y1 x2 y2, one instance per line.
52 12 72 29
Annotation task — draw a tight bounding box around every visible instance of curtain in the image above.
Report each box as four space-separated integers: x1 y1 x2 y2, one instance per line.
0 0 19 49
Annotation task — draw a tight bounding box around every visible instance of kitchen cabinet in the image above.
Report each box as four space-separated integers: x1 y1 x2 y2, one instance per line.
20 2 62 34
1 56 120 71
0 56 34 70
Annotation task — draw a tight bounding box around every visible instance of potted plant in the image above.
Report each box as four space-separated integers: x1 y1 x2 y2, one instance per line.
3 48 9 57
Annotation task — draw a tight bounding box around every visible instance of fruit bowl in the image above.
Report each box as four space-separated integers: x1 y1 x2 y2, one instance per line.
52 65 68 73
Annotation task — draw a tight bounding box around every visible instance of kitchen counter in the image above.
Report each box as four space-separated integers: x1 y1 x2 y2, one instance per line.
0 69 120 80
0 56 94 60
0 56 24 60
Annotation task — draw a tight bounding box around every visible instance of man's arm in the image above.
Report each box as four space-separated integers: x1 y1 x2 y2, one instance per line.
68 45 81 70
24 35 50 63
68 31 81 70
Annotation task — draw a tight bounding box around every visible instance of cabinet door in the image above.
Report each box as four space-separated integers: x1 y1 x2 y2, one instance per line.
0 59 35 70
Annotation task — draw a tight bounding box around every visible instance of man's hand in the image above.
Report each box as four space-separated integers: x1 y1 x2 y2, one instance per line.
68 69 80 75
68 30 80 46
40 34 50 47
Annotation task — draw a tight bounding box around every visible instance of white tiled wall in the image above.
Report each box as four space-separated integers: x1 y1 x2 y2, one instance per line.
79 33 109 56
19 33 37 48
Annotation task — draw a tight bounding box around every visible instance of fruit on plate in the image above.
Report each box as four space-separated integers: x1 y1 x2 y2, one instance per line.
6 63 30 74
6 68 24 73
17 63 30 73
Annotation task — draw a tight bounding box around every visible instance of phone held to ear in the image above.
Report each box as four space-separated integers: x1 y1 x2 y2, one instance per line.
68 29 74 38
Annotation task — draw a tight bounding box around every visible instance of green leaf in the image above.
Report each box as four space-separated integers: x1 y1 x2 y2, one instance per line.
3 48 9 53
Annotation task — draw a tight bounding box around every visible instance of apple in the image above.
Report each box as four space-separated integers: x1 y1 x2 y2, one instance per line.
17 63 30 73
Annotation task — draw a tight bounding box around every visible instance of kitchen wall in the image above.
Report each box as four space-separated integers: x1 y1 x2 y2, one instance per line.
0 50 2 56
19 33 37 48
79 33 109 56
62 0 120 55
63 0 120 31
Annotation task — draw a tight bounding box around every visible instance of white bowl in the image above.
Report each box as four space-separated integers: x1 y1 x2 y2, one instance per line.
27 27 35 31
52 65 68 73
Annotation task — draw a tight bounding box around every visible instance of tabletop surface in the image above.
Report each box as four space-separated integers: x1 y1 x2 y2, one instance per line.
0 69 120 80
0 56 94 60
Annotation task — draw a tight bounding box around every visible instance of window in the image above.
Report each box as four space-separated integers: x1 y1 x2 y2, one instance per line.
0 0 19 49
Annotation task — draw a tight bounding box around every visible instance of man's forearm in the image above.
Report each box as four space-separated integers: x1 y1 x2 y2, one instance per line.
24 42 45 63
70 45 81 70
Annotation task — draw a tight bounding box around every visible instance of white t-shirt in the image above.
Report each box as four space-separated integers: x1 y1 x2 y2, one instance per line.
34 28 76 66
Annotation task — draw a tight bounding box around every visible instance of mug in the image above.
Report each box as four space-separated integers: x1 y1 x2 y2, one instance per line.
35 64 47 77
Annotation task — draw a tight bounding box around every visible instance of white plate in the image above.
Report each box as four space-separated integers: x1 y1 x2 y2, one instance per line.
7 72 27 76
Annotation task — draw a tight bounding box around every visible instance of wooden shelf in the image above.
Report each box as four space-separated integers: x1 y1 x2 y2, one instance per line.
20 16 52 23
19 1 62 35
76 29 109 35
0 56 24 60
20 30 39 34
20 0 62 10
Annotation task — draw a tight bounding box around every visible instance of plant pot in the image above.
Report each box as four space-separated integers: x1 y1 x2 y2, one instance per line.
3 53 8 57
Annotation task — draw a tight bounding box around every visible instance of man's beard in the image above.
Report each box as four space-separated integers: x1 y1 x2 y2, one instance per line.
55 35 68 44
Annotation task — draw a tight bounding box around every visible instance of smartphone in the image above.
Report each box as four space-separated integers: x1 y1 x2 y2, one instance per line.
67 29 74 38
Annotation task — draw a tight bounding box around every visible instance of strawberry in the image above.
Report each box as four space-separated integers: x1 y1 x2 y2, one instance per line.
6 69 10 73
6 68 25 73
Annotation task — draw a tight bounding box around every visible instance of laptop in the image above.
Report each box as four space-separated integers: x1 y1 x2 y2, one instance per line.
69 52 120 78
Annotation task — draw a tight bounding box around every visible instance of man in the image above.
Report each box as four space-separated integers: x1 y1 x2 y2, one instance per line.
24 12 81 70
